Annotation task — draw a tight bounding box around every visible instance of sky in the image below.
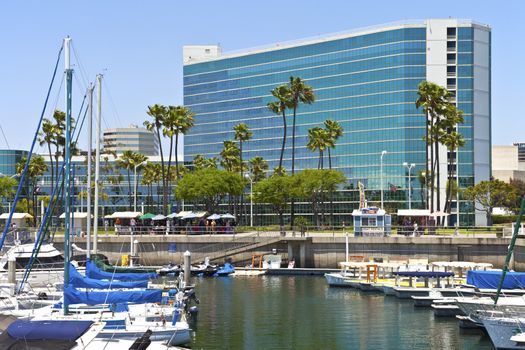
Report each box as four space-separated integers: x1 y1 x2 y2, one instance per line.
0 0 523 153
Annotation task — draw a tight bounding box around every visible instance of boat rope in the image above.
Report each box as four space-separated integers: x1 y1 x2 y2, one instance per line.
494 194 525 304
0 43 63 251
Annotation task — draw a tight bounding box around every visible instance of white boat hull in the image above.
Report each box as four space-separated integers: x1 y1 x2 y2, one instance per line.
482 317 525 349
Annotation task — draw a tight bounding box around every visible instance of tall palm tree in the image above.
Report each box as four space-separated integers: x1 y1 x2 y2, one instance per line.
171 106 195 180
144 104 168 212
220 141 241 172
16 155 48 226
234 123 253 224
442 130 465 221
142 163 162 213
307 127 332 170
249 156 269 182
324 119 343 170
116 151 147 210
416 81 451 213
268 84 292 173
288 77 315 228
38 119 57 193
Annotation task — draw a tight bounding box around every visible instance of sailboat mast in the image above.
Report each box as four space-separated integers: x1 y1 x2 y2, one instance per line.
86 83 94 259
63 36 73 315
93 74 102 254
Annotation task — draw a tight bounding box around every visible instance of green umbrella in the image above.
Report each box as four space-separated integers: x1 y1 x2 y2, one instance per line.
139 213 156 220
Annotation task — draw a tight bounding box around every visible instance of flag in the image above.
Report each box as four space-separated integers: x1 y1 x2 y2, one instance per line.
389 183 397 193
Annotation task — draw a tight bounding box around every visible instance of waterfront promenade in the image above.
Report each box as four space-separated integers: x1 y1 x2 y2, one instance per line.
50 229 524 270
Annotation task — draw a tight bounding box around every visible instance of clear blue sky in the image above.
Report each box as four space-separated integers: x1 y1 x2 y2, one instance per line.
0 0 522 152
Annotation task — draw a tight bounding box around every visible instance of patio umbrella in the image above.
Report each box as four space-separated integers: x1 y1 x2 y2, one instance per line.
220 213 236 220
152 214 167 221
429 211 450 217
207 214 221 220
139 213 156 220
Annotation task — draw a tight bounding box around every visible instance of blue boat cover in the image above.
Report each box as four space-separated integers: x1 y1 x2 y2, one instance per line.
392 271 454 278
69 264 148 289
86 259 157 281
214 262 235 276
64 285 162 306
467 270 525 289
7 320 93 340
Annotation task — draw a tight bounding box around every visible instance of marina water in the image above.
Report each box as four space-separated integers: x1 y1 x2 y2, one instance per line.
189 276 493 349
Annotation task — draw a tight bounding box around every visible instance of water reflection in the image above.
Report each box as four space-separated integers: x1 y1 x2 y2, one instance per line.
190 276 493 349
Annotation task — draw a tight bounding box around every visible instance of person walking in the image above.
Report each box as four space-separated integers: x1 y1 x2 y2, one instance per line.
211 219 217 234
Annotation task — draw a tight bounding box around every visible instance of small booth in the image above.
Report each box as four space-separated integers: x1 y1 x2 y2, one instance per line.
0 212 33 228
104 211 142 234
59 212 93 234
352 207 391 237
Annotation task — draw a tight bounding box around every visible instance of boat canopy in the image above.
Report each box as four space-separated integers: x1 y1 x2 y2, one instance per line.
69 263 148 289
93 257 157 273
86 260 157 281
467 270 525 289
64 285 162 306
6 319 93 341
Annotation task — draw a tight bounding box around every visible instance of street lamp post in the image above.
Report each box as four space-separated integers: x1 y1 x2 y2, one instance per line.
244 174 253 227
133 161 148 212
403 162 415 210
380 150 387 209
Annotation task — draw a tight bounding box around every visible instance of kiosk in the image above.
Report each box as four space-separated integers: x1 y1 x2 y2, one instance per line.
352 207 391 237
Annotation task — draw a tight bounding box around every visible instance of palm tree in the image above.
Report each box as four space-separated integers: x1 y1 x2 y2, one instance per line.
220 141 241 172
144 104 168 212
442 130 465 222
324 119 343 170
38 119 57 192
288 77 315 229
249 156 269 182
268 84 292 173
142 163 162 213
172 106 195 180
116 151 147 210
234 123 253 224
307 127 332 170
192 155 218 170
16 155 48 226
416 81 451 213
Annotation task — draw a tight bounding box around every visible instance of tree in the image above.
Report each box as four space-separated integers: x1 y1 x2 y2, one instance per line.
144 104 168 212
220 140 241 172
142 163 162 213
16 155 47 225
416 81 452 213
307 127 332 169
233 123 253 224
464 179 517 226
295 169 346 228
441 129 465 222
268 84 292 173
0 177 17 209
38 118 57 192
249 156 269 182
168 105 195 181
253 174 296 235
324 119 343 170
116 151 147 210
175 169 244 213
510 179 525 211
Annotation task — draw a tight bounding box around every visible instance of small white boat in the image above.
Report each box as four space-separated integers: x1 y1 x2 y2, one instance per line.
481 315 525 350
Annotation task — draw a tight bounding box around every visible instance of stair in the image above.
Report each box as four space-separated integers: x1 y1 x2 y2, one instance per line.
204 236 285 262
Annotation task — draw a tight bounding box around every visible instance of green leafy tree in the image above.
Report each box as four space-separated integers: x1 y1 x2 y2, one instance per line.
38 118 57 192
175 169 244 213
220 140 241 172
268 85 292 173
464 179 517 226
233 123 253 224
324 119 343 170
0 177 17 210
253 174 297 235
510 179 525 211
295 169 346 228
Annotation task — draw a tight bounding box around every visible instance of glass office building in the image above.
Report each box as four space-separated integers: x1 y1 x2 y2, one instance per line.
187 20 489 226
182 20 491 226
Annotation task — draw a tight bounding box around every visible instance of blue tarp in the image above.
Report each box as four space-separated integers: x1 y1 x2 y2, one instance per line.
69 264 148 289
467 270 525 289
214 262 235 276
86 260 157 281
7 320 93 341
63 285 162 306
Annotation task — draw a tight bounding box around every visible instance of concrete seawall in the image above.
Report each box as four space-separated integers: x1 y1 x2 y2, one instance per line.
53 233 522 269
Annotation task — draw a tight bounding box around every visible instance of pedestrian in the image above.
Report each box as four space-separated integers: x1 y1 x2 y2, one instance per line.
130 218 136 234
413 222 418 237
211 219 216 234
205 220 210 233
104 219 109 236
115 218 121 236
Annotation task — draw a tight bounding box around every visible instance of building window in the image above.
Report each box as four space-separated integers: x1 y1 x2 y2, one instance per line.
447 27 457 38
447 66 456 76
447 41 456 51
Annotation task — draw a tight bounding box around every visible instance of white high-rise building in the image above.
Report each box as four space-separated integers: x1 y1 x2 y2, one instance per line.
103 125 159 156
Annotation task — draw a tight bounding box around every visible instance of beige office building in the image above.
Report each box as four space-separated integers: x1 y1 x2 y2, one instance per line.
103 125 159 156
492 143 525 182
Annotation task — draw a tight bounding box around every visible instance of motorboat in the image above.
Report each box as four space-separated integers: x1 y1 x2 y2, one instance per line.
481 314 525 350
214 262 235 277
